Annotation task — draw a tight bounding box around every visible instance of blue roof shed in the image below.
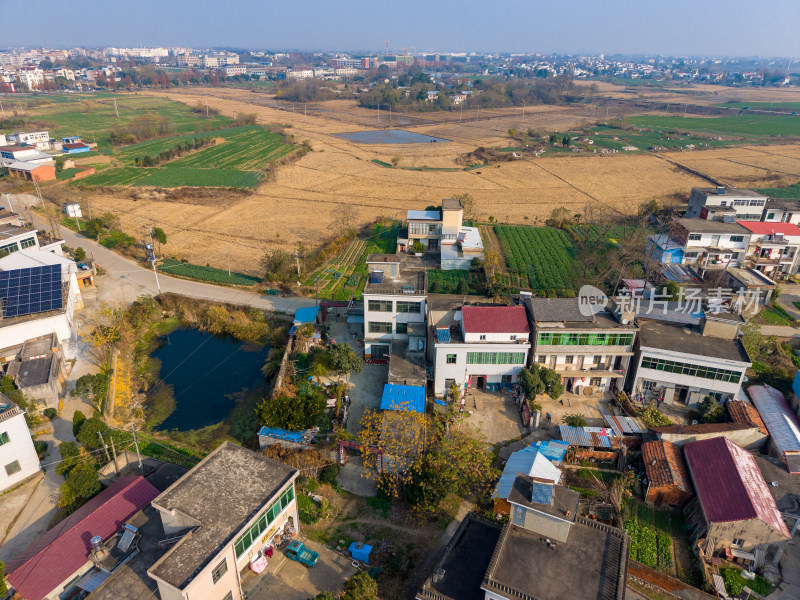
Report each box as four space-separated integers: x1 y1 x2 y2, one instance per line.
293 306 320 325
348 542 373 564
380 384 425 413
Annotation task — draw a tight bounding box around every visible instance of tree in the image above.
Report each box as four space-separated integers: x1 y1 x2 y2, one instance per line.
151 227 167 256
262 249 296 284
563 414 587 427
328 343 362 381
74 372 111 408
59 463 101 511
0 561 6 596
456 279 470 295
72 410 86 437
55 441 82 476
256 385 326 431
698 396 725 423
308 593 334 600
0 376 38 428
76 417 108 449
562 134 571 147
340 573 379 600
73 247 86 261
519 366 545 398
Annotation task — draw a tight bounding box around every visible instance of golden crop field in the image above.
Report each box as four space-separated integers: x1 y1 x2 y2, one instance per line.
81 86 800 274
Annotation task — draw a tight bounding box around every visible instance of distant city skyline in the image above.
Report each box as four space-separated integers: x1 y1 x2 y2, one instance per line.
2 0 799 58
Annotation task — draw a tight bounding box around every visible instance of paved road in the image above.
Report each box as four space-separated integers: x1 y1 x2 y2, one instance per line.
8 194 316 312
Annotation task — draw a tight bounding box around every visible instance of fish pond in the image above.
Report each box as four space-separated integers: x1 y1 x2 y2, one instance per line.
149 327 269 431
336 129 450 144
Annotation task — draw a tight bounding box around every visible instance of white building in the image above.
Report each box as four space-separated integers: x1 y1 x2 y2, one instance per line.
686 187 767 221
672 218 752 269
224 64 247 77
0 393 40 492
363 255 427 361
630 316 751 408
526 297 637 395
16 68 44 90
762 199 800 225
430 304 530 397
738 221 800 278
0 145 54 167
287 69 314 79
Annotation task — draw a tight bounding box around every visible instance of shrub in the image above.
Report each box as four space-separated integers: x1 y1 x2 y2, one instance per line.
73 247 87 261
44 408 57 420
721 568 772 597
297 493 320 524
100 230 135 249
319 464 339 486
76 417 108 449
341 572 379 600
563 414 587 427
34 440 49 459
55 441 81 476
638 407 672 427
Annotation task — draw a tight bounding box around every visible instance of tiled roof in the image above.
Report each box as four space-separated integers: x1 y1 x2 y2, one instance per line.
461 305 529 334
683 437 790 538
526 297 592 323
641 440 691 493
727 400 768 435
6 476 160 600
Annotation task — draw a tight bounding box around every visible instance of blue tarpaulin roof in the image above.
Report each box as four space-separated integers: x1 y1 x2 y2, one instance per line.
257 427 304 443
530 439 569 465
557 425 616 448
435 327 450 343
380 384 425 413
293 306 320 325
493 444 562 499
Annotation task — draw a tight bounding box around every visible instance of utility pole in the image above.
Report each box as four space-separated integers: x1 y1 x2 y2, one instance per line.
4 193 11 212
114 97 120 119
98 432 112 463
0 100 5 118
227 251 231 277
109 435 119 475
295 251 301 276
206 98 209 117
131 428 143 474
145 228 161 294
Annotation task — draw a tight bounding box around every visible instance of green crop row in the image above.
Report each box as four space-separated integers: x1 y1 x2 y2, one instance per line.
494 225 577 290
625 517 672 570
158 258 261 286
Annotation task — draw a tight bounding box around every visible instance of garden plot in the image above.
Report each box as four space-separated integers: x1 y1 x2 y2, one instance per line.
494 225 578 291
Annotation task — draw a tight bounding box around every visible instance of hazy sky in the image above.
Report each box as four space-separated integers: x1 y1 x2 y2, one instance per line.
3 0 799 57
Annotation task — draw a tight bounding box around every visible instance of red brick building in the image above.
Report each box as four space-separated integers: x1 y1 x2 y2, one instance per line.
7 161 56 182
641 439 693 507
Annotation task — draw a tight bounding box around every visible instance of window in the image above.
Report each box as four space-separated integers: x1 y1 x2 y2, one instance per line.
20 237 36 249
688 234 702 241
510 335 517 341
537 355 546 364
5 461 21 476
501 375 513 384
466 352 525 365
590 378 602 386
0 242 19 257
368 322 392 334
565 355 574 364
446 354 457 364
479 335 486 341
396 301 421 314
639 356 741 383
767 212 776 220
0 432 8 446
234 486 295 558
684 251 699 259
368 300 393 312
732 538 745 548
730 235 744 243
395 322 408 334
428 224 438 233
211 559 228 584
221 593 234 600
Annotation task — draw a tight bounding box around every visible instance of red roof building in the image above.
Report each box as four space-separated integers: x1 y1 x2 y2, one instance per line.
727 400 768 435
683 437 790 553
461 305 530 334
737 221 800 238
6 475 160 600
641 440 693 507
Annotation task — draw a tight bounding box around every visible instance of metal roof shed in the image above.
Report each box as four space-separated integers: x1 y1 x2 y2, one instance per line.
493 446 562 499
747 384 800 473
380 384 425 413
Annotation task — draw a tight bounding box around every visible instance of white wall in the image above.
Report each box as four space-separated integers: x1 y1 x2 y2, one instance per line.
433 342 530 395
0 312 73 348
685 233 750 252
0 410 41 491
364 294 426 342
463 329 527 344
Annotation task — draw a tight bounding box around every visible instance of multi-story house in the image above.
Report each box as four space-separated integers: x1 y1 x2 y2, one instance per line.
525 297 637 395
398 199 484 270
737 221 800 278
671 218 751 269
762 199 800 225
147 443 299 600
430 304 531 397
629 314 751 408
363 254 427 361
686 187 768 221
0 393 40 491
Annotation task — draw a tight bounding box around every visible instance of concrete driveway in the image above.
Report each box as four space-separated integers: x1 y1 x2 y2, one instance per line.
242 538 358 600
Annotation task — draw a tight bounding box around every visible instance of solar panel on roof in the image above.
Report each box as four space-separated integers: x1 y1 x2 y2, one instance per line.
0 264 63 318
370 270 384 284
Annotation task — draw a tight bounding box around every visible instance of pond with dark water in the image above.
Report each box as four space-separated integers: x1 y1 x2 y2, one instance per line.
336 129 450 144
151 328 269 431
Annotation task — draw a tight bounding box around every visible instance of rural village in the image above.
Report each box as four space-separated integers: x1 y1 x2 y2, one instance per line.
2 32 800 600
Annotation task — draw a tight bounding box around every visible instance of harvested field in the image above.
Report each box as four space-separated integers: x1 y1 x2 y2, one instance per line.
73 87 800 275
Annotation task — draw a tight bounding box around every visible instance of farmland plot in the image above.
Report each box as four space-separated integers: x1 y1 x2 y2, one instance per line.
494 225 578 291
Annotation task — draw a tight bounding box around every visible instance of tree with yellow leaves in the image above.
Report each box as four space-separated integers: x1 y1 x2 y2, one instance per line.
81 303 124 368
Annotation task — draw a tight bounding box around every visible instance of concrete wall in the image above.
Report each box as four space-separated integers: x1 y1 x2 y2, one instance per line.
0 312 73 348
0 410 41 492
463 329 527 343
157 507 202 536
707 518 789 553
43 562 94 600
186 545 241 600
645 482 692 507
510 503 572 543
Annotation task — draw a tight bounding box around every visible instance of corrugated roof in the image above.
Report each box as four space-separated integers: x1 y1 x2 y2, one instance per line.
683 437 790 538
406 210 441 221
526 297 593 323
493 446 562 499
557 425 617 448
380 384 425 413
642 440 691 493
461 305 529 334
747 385 800 466
7 476 159 600
435 327 450 343
727 400 768 435
603 412 647 435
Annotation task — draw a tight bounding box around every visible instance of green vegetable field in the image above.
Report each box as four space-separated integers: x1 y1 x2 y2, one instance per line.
77 126 295 189
494 225 578 290
157 258 261 286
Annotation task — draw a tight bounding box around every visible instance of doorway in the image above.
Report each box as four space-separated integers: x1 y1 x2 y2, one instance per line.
476 376 486 390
